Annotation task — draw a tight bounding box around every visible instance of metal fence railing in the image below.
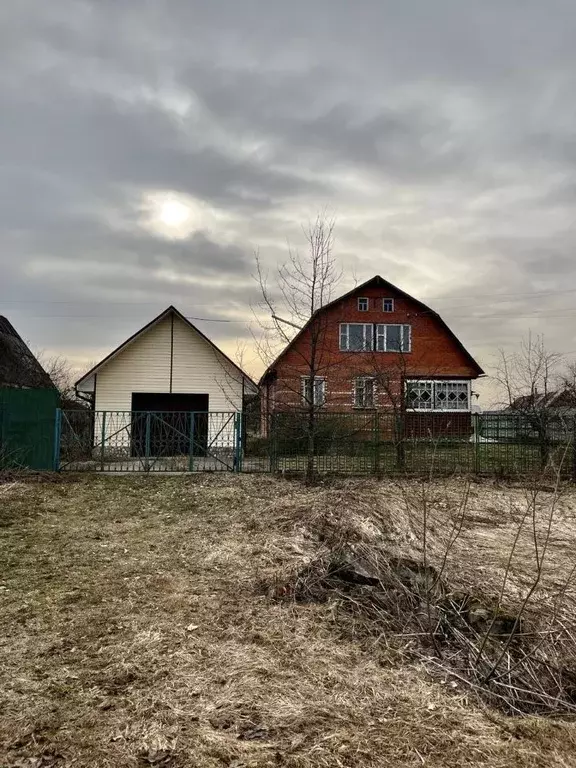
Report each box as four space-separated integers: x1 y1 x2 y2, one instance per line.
57 409 576 478
243 411 576 478
59 410 242 472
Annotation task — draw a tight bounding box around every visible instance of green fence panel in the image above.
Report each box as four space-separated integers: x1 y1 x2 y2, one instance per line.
0 388 59 470
56 408 576 479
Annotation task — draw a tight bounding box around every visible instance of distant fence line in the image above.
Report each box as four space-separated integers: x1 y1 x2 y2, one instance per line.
55 409 576 478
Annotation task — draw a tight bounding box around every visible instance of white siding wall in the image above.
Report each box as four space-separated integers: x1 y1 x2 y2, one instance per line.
94 315 172 412
171 314 243 410
93 313 244 452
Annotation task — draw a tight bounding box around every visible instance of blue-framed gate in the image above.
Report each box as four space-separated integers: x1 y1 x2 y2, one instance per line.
56 410 244 472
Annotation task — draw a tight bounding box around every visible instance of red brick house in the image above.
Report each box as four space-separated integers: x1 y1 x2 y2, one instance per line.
259 275 484 436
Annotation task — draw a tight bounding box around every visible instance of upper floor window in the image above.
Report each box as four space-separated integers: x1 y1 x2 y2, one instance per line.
383 298 394 312
358 297 369 312
302 376 326 407
340 323 411 352
354 377 375 408
376 324 411 352
339 323 373 351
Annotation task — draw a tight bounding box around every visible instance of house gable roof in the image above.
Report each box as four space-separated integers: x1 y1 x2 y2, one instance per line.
75 306 257 392
0 316 54 389
259 275 484 383
510 389 576 410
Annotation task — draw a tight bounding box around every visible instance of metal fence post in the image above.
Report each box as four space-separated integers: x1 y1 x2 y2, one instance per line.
145 412 151 471
52 408 62 471
395 412 405 471
188 412 195 472
269 412 277 473
233 412 238 472
572 416 576 484
100 411 107 471
373 411 381 476
473 412 480 475
234 411 243 472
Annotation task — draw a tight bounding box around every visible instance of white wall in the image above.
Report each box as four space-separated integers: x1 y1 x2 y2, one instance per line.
94 314 171 412
171 314 243 411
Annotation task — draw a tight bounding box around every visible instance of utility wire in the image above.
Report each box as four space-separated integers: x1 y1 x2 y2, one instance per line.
5 307 576 321
3 285 576 306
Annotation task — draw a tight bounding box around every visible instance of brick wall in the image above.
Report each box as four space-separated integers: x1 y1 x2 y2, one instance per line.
263 284 479 417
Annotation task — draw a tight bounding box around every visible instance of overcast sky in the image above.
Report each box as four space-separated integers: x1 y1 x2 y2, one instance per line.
2 1 576 400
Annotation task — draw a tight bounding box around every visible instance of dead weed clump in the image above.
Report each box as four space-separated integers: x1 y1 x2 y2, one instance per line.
275 477 576 718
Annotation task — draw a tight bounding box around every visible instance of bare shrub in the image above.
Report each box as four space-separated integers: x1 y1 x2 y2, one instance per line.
279 466 576 717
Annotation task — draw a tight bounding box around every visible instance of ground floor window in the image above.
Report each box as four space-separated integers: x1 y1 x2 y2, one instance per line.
301 376 326 407
354 377 375 408
406 379 470 411
406 380 434 410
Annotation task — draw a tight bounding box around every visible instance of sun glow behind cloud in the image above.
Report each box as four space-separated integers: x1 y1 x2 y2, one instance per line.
141 191 200 240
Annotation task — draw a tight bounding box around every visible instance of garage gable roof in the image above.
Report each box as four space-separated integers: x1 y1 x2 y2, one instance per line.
75 306 257 392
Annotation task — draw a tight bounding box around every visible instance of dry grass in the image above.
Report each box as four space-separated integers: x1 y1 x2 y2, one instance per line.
1 474 576 767
280 476 576 716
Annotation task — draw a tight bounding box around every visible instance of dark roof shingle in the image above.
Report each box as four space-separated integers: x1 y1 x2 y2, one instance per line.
0 316 54 388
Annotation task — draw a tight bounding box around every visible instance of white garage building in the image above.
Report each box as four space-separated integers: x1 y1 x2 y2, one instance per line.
75 306 256 462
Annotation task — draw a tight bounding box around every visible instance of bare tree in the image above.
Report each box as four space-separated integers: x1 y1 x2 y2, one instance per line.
496 334 565 468
560 361 576 399
34 350 97 408
211 338 258 410
34 351 76 401
45 355 74 395
253 214 341 479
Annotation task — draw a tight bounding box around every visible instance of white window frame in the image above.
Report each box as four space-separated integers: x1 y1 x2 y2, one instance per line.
433 380 470 411
339 323 373 352
405 380 434 410
301 376 326 407
375 324 411 353
358 297 369 312
354 377 376 409
383 298 394 313
405 379 471 412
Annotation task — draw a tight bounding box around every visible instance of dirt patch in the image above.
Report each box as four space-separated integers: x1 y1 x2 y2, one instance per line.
1 475 576 766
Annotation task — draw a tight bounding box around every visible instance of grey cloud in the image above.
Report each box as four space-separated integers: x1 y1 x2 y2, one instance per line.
162 232 248 274
188 66 468 183
3 0 576 391
0 84 322 211
2 223 254 304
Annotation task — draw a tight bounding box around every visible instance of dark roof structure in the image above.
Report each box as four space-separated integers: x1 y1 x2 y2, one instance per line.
260 275 485 383
510 389 576 411
0 316 54 388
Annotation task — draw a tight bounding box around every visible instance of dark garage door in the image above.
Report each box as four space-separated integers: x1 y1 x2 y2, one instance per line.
131 393 209 457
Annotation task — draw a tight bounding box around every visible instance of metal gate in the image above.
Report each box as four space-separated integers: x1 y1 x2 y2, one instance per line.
57 410 243 472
